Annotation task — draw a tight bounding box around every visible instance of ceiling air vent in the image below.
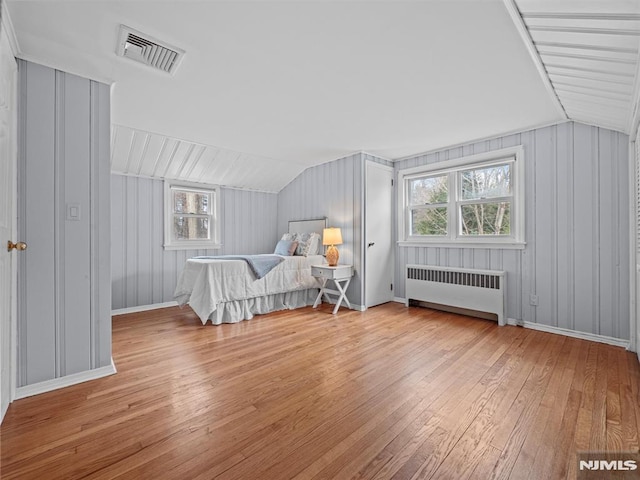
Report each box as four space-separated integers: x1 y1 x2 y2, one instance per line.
116 25 184 74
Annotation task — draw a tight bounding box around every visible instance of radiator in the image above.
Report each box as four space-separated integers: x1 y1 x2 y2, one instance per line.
406 264 506 326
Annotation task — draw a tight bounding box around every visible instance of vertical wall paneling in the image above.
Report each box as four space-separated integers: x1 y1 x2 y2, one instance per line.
125 176 137 307
110 176 279 310
520 130 535 325
276 153 391 307
618 132 631 341
534 126 554 328
573 125 597 335
599 129 615 338
17 60 111 387
18 62 56 385
394 121 630 340
91 81 111 369
152 179 164 305
54 70 66 377
62 72 91 376
556 122 574 331
276 153 363 305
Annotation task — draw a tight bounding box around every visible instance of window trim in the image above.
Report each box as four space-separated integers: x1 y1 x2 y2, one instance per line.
397 146 525 249
163 180 222 251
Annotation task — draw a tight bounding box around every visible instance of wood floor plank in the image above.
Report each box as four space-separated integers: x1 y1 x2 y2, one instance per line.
1 303 639 480
605 347 624 451
534 338 583 480
486 333 566 479
618 348 640 452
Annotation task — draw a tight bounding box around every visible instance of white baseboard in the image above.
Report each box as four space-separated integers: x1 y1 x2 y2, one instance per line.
506 318 630 349
399 300 629 348
15 358 117 400
112 301 178 316
394 297 407 304
0 398 7 425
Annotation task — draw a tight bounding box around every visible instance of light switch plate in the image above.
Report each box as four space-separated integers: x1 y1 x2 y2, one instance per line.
67 203 81 221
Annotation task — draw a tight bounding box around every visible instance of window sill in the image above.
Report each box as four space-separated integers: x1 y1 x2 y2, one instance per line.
397 241 526 250
163 243 223 251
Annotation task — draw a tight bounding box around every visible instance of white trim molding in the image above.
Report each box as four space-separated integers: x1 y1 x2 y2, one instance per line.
501 0 567 120
627 38 640 139
1 2 20 57
506 318 630 349
112 301 179 316
15 358 117 400
163 179 221 251
397 145 525 248
397 241 526 250
630 139 637 354
396 297 630 348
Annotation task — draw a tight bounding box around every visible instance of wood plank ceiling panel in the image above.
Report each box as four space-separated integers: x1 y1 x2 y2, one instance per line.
110 124 301 193
513 0 640 134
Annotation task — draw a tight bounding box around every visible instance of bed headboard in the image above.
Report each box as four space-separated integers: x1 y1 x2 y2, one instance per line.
288 217 327 237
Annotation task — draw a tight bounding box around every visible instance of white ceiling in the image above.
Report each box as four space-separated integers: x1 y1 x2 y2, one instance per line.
5 0 633 192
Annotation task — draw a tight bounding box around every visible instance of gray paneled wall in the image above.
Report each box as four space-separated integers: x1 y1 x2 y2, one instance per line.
111 174 279 309
277 153 365 306
17 60 111 386
394 122 630 340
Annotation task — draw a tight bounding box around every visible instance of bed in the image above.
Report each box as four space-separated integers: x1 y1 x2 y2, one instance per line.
174 218 327 325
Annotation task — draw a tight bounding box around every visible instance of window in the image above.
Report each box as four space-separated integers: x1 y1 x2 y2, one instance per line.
399 146 525 248
164 181 221 250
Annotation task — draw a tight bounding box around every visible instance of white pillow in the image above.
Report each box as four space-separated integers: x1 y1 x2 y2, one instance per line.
274 239 298 256
282 232 320 256
302 232 320 256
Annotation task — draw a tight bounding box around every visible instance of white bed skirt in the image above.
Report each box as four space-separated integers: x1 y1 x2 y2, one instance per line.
202 288 318 325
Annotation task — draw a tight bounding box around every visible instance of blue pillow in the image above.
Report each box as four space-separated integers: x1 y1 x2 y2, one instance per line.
274 239 298 256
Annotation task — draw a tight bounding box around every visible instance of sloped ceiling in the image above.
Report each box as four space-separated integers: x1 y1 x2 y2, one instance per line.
110 125 301 192
512 0 640 134
5 1 630 192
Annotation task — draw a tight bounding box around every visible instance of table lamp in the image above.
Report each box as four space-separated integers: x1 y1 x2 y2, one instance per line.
323 227 343 266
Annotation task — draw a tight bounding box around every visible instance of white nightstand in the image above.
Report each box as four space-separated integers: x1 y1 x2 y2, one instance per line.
311 264 354 314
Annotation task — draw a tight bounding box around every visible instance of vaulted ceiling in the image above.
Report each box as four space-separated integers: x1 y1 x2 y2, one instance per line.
3 0 640 192
511 0 640 134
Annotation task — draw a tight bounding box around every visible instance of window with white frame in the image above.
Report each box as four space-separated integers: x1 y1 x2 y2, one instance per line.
398 146 525 248
164 181 221 250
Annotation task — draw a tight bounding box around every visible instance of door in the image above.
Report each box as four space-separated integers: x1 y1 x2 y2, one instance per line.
0 26 18 421
635 136 640 361
365 162 394 307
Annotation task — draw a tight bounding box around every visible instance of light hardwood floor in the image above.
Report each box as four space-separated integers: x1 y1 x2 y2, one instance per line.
1 303 640 479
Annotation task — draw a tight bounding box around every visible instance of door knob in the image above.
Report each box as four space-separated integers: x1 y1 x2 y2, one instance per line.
368 242 375 248
7 241 27 252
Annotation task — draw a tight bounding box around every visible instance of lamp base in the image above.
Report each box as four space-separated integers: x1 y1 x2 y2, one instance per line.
326 245 339 266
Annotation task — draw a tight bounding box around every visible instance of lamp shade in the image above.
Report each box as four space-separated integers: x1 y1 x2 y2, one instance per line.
322 227 343 246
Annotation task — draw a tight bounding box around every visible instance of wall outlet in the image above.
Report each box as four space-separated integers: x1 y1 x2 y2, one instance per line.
529 294 539 306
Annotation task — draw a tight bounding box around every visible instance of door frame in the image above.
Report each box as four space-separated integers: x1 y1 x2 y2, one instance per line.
631 137 639 357
1 7 19 421
364 161 395 308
